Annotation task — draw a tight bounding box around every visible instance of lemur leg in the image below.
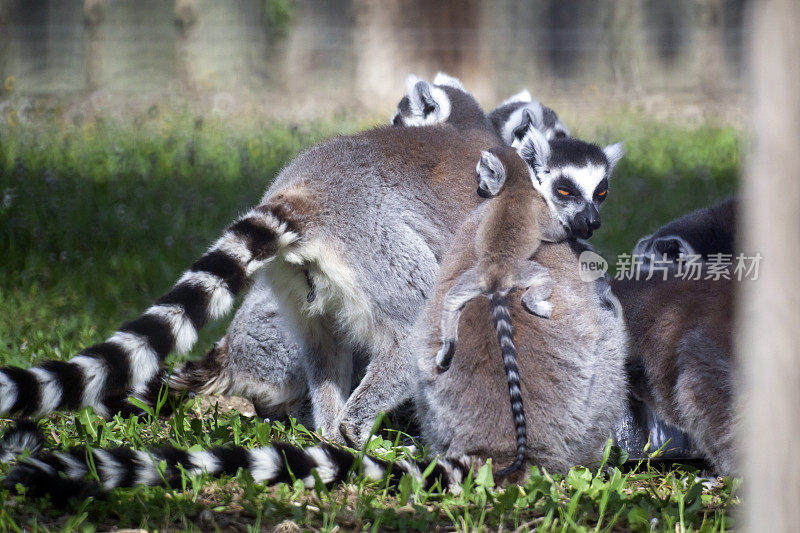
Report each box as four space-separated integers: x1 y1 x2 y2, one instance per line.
337 336 418 447
302 325 353 439
436 267 483 371
516 260 555 319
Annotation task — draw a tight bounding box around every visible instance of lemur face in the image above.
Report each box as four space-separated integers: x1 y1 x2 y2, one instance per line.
517 129 624 239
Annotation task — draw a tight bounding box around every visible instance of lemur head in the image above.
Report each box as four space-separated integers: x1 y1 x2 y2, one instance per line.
391 73 489 131
488 90 570 145
516 128 624 239
633 197 736 263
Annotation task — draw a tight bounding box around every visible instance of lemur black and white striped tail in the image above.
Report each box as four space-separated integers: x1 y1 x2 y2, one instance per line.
98 340 234 419
489 293 527 478
0 203 300 418
1 424 470 502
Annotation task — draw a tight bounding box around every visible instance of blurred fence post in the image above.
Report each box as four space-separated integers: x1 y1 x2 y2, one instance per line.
739 0 800 531
83 0 106 92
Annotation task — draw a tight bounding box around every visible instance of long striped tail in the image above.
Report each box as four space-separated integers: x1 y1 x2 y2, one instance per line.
0 202 299 418
98 338 234 418
1 424 470 503
489 292 527 478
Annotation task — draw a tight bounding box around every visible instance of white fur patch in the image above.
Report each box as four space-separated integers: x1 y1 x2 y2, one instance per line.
0 371 18 414
56 452 89 479
107 331 159 389
177 270 235 320
70 355 107 412
433 72 465 90
133 450 162 485
93 449 127 488
188 450 223 475
304 447 339 484
281 239 375 348
500 89 532 106
249 447 282 482
28 367 63 416
144 304 197 354
361 457 386 481
559 163 607 201
211 232 252 265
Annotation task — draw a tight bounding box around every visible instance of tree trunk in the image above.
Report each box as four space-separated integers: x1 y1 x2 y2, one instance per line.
738 1 800 531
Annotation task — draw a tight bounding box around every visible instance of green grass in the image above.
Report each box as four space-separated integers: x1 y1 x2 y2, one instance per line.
0 113 740 531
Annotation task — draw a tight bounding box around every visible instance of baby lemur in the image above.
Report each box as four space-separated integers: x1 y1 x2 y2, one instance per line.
433 139 567 476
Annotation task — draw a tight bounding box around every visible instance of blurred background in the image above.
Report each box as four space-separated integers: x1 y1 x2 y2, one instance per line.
0 0 740 371
0 0 746 124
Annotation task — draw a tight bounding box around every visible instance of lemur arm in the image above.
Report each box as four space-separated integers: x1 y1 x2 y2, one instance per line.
435 266 482 371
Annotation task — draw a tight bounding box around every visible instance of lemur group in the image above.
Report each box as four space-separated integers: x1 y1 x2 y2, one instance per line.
0 73 736 500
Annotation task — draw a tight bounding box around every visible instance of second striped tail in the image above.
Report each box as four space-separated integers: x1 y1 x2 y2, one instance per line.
489 292 527 478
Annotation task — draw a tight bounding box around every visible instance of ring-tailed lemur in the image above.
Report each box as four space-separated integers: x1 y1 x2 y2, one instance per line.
432 141 569 476
435 139 568 372
487 89 571 145
612 199 738 474
611 276 735 475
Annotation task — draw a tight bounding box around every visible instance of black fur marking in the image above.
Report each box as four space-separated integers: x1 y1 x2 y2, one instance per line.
105 447 139 488
229 217 278 260
119 314 175 359
272 442 315 482
40 361 84 410
80 342 130 397
190 250 246 296
320 443 355 481
4 452 99 504
2 367 42 416
156 447 192 482
548 138 608 169
211 446 251 476
156 282 209 330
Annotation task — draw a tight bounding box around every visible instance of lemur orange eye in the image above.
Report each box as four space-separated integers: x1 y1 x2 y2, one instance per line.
597 189 607 198
557 188 570 196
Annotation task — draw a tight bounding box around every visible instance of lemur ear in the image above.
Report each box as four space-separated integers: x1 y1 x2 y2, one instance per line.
603 142 625 173
476 151 507 198
405 74 438 117
433 72 465 91
509 100 542 143
516 127 551 182
500 89 532 106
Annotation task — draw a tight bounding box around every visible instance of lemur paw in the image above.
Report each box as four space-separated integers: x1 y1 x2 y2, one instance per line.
523 299 553 319
435 340 456 372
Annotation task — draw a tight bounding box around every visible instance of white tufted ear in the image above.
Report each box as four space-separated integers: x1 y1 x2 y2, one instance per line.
476 151 507 197
404 74 450 124
500 89 532 107
507 102 545 146
603 142 625 173
433 72 465 91
516 127 551 182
